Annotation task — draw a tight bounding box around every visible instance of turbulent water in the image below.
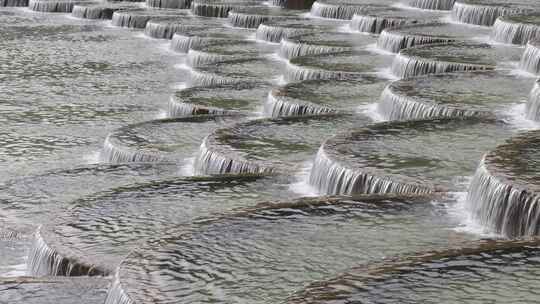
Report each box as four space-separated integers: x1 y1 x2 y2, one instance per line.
1 0 540 304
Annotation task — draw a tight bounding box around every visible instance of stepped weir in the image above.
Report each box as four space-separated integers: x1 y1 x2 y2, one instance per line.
3 1 540 304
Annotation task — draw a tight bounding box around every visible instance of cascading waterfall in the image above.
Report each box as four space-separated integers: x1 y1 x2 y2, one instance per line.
228 11 285 28
1 0 29 6
189 70 239 86
279 38 347 59
377 86 482 120
285 62 349 82
255 23 313 43
168 96 230 117
520 40 540 75
451 2 523 26
308 147 433 195
72 4 126 19
391 53 492 78
526 81 540 121
144 20 194 39
467 158 540 238
29 0 90 13
191 1 251 18
101 135 164 163
111 11 149 28
146 0 191 9
170 33 216 53
377 28 454 53
310 1 365 20
104 271 134 304
264 92 335 117
350 14 409 34
406 0 455 10
491 16 540 45
186 49 227 67
194 140 273 175
27 228 105 276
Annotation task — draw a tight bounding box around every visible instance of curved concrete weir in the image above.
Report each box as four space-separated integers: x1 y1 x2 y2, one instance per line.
391 42 521 78
491 12 540 45
467 130 540 237
286 50 393 82
104 193 477 304
195 114 371 175
309 117 515 196
169 82 271 117
377 22 490 54
101 115 242 164
378 70 536 121
520 39 540 75
266 76 387 117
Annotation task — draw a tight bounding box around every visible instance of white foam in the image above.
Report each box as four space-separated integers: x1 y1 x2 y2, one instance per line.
502 102 540 131
357 102 386 122
179 156 196 176
373 67 399 80
448 190 503 238
1 263 28 277
364 43 396 56
170 82 188 90
83 151 101 164
289 161 319 197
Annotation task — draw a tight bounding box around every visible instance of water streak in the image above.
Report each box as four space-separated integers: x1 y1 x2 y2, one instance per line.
279 38 347 59
310 1 365 20
377 85 485 120
406 0 455 10
391 52 491 78
309 147 433 195
519 40 540 75
146 0 191 9
351 14 409 34
451 2 522 26
526 81 540 121
377 27 454 53
194 140 273 175
467 159 540 237
264 91 335 117
491 17 540 45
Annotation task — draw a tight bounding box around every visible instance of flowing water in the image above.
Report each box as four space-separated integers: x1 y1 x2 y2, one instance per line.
2 1 540 303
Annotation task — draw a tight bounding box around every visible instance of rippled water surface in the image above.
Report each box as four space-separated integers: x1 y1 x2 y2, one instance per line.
1 1 540 304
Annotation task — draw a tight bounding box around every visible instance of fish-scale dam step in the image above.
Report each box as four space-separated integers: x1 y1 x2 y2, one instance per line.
492 12 540 45
279 30 376 59
521 39 540 75
467 129 540 238
287 239 540 304
286 50 393 82
451 0 535 26
266 76 387 117
29 0 98 13
191 0 265 18
169 82 271 117
402 0 456 10
1 0 28 6
146 0 191 9
187 39 277 67
28 174 294 276
378 70 536 121
350 7 443 34
144 17 226 39
377 22 490 54
310 117 515 196
188 57 284 86
255 18 340 43
228 7 305 28
391 42 521 79
101 115 242 164
111 9 189 29
309 0 394 20
195 114 372 175
105 193 475 304
71 3 138 19
170 30 248 53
